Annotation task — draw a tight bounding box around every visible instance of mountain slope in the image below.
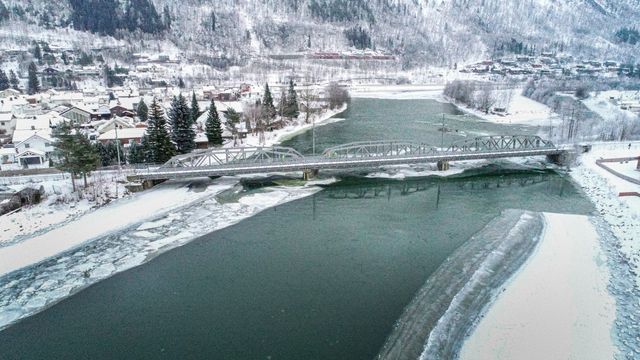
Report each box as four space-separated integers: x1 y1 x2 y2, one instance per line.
1 0 639 67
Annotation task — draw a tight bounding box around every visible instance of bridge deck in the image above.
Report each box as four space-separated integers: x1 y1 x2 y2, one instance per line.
130 148 564 181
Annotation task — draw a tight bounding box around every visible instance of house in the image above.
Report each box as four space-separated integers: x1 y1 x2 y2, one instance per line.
110 104 136 118
98 127 146 146
96 117 134 134
0 89 21 99
15 148 49 169
61 105 93 123
0 113 16 138
0 146 17 168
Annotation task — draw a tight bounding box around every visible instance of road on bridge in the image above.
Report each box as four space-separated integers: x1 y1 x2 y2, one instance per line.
128 136 570 182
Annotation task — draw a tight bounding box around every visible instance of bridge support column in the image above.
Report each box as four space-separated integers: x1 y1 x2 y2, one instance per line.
303 169 319 181
437 161 450 171
141 179 167 190
637 157 640 170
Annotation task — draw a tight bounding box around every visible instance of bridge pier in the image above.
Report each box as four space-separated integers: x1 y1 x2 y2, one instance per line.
437 161 450 171
303 168 319 181
547 150 576 168
141 179 166 190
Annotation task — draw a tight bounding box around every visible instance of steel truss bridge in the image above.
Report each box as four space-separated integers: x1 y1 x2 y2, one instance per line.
130 135 567 182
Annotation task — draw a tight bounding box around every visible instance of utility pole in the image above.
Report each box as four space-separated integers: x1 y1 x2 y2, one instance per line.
115 124 122 171
441 113 446 150
115 124 121 198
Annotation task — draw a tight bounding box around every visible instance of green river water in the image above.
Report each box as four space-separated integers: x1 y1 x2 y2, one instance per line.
0 99 593 360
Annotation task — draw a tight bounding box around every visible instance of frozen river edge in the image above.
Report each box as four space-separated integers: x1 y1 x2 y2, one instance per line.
377 209 545 360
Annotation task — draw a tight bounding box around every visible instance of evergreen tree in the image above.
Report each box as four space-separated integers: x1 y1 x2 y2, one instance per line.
137 99 148 122
33 42 42 63
0 69 9 91
52 121 99 190
205 99 223 146
163 5 172 29
169 94 195 154
74 132 100 187
190 91 200 125
210 11 216 31
9 70 19 91
285 79 299 118
146 98 175 163
0 1 9 23
61 52 69 65
52 121 79 191
178 77 185 88
127 141 146 164
262 83 276 119
27 62 39 95
277 88 287 117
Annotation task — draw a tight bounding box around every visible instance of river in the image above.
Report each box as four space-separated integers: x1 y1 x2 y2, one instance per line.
0 99 593 359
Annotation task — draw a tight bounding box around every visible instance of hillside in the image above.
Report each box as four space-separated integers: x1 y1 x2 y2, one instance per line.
1 0 640 69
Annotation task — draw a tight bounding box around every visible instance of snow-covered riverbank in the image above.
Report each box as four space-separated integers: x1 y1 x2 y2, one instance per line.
459 213 617 360
458 141 640 359
227 104 348 147
0 104 350 330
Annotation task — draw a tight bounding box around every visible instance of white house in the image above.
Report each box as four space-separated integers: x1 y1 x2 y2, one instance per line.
0 146 17 170
0 113 15 137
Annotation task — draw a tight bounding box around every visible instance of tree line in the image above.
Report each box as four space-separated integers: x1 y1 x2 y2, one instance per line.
68 0 168 36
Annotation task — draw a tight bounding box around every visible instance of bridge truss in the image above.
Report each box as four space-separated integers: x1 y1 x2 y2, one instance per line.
132 135 564 181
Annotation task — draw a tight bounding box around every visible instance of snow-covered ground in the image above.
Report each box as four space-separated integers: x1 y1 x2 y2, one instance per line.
452 91 561 127
459 213 617 360
225 105 348 148
582 91 640 123
0 171 132 246
571 142 640 289
459 141 640 359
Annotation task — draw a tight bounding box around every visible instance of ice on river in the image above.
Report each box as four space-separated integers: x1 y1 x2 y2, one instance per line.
0 185 318 330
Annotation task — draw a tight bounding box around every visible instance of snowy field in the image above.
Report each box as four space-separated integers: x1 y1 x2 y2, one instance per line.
459 213 617 360
582 90 640 123
453 90 561 127
225 105 347 148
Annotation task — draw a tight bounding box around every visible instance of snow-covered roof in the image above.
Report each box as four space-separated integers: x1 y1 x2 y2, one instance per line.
109 97 140 111
13 130 54 145
0 147 16 156
14 112 64 131
96 117 134 133
98 127 146 141
0 113 13 122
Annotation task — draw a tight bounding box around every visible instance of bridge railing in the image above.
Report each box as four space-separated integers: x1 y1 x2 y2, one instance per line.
160 146 305 169
139 135 559 175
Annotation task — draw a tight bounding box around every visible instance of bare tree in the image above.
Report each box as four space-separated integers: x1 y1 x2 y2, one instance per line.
300 83 318 124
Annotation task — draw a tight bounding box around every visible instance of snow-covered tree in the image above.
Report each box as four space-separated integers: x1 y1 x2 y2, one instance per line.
137 99 148 122
0 69 9 91
169 94 195 154
262 83 276 120
205 99 223 146
27 62 40 95
145 98 175 163
190 91 200 125
284 79 299 119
